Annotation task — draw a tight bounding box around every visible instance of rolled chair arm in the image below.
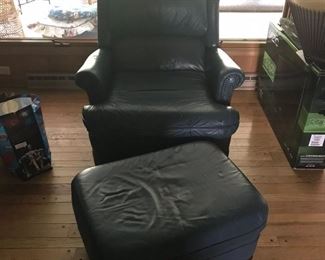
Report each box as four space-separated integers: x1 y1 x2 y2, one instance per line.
206 48 245 105
75 49 113 104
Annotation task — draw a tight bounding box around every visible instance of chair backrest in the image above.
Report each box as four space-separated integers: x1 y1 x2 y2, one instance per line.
97 0 220 71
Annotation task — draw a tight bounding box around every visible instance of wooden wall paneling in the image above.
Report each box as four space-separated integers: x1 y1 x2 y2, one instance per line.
0 41 264 89
221 41 265 74
0 42 97 89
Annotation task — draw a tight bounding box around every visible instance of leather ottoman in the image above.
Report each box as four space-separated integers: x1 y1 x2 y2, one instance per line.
72 142 268 260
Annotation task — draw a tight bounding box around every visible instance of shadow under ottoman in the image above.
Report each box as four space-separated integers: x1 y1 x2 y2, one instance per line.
72 142 268 260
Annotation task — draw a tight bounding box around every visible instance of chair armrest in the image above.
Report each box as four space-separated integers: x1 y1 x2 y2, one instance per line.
75 49 112 104
206 48 245 105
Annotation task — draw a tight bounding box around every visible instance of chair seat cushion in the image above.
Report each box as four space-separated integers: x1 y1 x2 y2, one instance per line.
83 71 239 139
72 142 268 260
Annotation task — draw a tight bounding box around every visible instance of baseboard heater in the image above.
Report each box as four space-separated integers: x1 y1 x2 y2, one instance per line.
27 73 76 89
240 73 258 90
27 73 257 90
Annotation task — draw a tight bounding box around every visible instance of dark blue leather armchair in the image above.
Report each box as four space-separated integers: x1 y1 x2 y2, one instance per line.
75 0 245 164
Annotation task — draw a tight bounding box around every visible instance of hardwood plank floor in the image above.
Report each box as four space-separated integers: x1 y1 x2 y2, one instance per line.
0 89 324 260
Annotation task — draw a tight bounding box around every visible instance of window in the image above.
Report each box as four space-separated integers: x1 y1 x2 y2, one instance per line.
0 0 97 39
0 0 285 40
219 0 285 40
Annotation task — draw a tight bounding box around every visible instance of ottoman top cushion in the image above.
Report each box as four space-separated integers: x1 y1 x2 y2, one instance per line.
72 142 268 258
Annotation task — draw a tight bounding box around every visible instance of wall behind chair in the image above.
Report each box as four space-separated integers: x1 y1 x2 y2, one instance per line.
0 41 263 89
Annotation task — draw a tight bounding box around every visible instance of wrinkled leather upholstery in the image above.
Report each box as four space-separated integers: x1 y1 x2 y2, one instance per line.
83 71 240 164
97 0 219 47
75 0 245 164
72 142 268 260
108 0 208 37
112 37 205 71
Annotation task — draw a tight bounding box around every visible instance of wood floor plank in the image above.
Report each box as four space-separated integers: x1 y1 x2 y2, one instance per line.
0 248 88 260
239 166 324 176
3 203 74 215
254 247 325 260
0 214 76 224
0 176 75 185
0 89 324 260
0 184 72 195
268 213 325 224
0 238 84 249
0 223 79 238
0 194 72 203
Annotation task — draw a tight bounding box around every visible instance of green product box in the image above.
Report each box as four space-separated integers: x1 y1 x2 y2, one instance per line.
258 23 325 169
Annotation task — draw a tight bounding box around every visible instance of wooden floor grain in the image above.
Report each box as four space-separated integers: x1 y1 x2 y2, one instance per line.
0 90 324 260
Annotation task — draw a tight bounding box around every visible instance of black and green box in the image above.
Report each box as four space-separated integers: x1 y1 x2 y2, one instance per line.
258 23 325 169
